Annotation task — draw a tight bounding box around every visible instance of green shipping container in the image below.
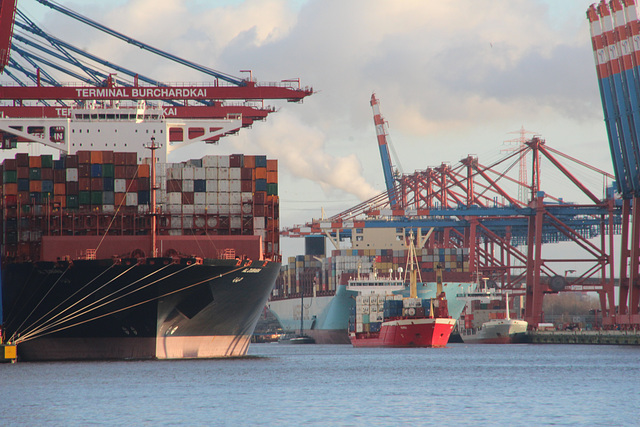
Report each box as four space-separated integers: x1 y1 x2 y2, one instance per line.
267 182 278 196
41 155 53 168
29 168 41 180
3 170 17 183
102 163 114 178
91 191 102 205
67 195 79 208
79 191 91 205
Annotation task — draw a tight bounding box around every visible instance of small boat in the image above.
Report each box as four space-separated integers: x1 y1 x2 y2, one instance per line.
348 231 455 348
278 286 315 344
460 291 528 344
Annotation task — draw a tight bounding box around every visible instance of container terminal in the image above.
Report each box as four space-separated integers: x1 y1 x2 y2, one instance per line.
271 1 640 345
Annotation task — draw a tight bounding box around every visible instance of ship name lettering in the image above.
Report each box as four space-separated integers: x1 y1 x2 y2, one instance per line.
74 88 207 99
241 268 262 273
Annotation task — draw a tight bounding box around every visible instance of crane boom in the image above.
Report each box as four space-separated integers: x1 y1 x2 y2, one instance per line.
0 0 17 71
370 93 398 208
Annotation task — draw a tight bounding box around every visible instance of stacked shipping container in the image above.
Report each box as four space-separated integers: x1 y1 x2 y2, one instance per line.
1 151 280 261
272 247 470 300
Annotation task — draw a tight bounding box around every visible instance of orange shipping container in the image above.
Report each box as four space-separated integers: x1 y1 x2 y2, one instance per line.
266 159 277 172
4 183 18 194
54 183 66 195
54 195 66 208
244 155 255 168
255 167 267 180
266 171 278 184
77 151 92 164
91 151 103 164
29 180 42 192
29 156 41 168
115 192 126 207
138 164 150 178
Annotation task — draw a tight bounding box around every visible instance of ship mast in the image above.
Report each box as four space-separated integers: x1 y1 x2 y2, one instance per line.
146 136 160 257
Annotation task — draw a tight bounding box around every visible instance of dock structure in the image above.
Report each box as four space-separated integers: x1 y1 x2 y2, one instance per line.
528 330 640 345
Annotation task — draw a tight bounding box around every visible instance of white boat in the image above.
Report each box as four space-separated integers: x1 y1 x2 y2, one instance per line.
459 290 528 344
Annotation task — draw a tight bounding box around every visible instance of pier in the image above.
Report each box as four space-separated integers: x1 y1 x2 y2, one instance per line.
528 330 640 345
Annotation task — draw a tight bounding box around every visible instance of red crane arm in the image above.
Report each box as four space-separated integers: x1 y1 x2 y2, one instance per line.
0 0 18 71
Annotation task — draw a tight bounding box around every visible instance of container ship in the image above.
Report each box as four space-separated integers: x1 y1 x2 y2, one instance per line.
348 233 455 347
0 104 282 361
267 228 475 344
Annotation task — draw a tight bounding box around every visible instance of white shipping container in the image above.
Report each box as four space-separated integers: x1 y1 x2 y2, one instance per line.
218 204 230 215
206 204 218 214
126 193 138 206
229 204 241 215
229 168 241 180
194 167 205 180
182 216 193 228
205 192 217 204
229 180 241 192
168 204 182 214
229 192 242 205
241 192 253 203
182 179 194 192
254 217 265 229
138 205 149 214
171 216 182 228
218 180 229 192
168 193 182 205
218 192 230 204
356 323 363 333
194 192 206 205
66 168 78 182
230 217 242 228
168 168 181 180
194 205 206 214
205 168 217 180
182 167 194 180
218 156 230 168
218 167 229 178
183 204 195 214
115 179 127 193
207 216 218 228
241 203 252 214
202 155 218 168
102 204 115 213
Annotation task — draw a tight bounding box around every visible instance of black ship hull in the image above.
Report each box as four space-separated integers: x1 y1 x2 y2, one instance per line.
1 257 279 361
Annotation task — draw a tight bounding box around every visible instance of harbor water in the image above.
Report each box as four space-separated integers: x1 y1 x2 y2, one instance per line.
1 343 638 426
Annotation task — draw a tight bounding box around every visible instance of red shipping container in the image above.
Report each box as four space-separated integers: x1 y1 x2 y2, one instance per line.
266 159 277 172
126 152 137 165
229 154 243 167
138 177 150 190
4 158 17 170
78 164 91 178
114 152 127 165
240 180 253 192
17 191 29 202
254 205 265 216
77 151 92 164
167 180 182 193
240 168 253 180
102 151 114 164
41 168 54 181
254 191 266 204
126 179 138 192
114 165 126 179
65 155 78 168
79 178 91 191
66 181 79 195
4 183 17 194
53 195 66 208
5 194 17 206
16 153 29 167
17 167 28 179
91 177 103 191
125 165 137 179
54 169 66 183
182 192 194 204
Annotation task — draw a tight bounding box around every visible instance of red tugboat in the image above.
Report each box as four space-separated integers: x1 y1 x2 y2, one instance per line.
348 232 456 348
